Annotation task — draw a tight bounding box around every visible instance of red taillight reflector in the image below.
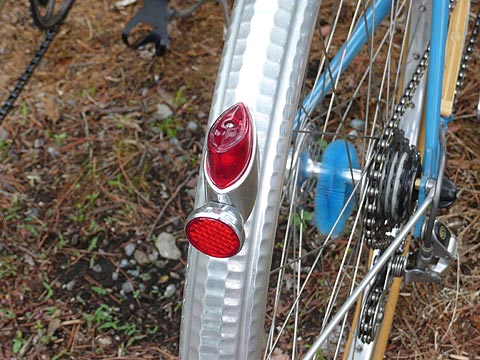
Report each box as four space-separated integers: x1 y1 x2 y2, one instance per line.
206 103 254 189
185 217 240 258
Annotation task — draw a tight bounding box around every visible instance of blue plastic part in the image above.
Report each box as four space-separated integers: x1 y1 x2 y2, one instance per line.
315 140 359 237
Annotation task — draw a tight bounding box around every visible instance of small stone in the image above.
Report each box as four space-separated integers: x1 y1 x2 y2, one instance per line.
186 120 198 132
112 272 119 281
155 233 181 260
122 281 133 294
96 335 113 347
119 259 129 268
65 280 76 291
47 146 59 158
154 260 167 269
92 264 102 273
34 139 44 148
156 103 173 120
169 271 180 280
139 283 146 292
348 129 358 137
163 284 176 298
139 273 151 282
350 119 365 131
148 250 158 263
127 269 139 278
169 137 179 146
134 249 149 265
124 243 136 257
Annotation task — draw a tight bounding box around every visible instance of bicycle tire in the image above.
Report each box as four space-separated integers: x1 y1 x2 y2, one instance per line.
181 0 433 359
30 0 75 29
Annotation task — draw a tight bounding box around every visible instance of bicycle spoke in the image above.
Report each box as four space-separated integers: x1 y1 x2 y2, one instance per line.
266 0 417 357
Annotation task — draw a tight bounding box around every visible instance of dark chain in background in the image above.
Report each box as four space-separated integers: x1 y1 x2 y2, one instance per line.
0 0 75 124
0 26 58 123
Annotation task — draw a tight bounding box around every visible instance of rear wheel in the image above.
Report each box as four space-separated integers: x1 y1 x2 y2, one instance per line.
180 0 430 359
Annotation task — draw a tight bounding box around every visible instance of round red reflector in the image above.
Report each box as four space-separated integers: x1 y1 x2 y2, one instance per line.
206 103 254 189
185 216 241 258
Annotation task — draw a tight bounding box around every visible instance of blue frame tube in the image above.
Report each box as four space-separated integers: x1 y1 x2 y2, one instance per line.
416 0 450 237
422 0 450 182
297 0 393 126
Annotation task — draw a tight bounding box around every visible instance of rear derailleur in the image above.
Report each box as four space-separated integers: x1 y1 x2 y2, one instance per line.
404 219 457 283
402 174 458 283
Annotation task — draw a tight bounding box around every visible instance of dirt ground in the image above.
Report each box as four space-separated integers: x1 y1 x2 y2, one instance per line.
0 0 479 359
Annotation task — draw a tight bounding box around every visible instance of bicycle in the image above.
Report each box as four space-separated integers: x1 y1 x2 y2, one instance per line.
180 0 477 358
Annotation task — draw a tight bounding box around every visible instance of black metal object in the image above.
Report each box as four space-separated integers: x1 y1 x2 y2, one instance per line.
122 0 171 56
0 27 58 124
438 177 457 208
0 1 75 125
30 0 75 30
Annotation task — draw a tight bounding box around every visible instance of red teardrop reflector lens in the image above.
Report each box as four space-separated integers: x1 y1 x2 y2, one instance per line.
185 216 241 258
206 103 254 189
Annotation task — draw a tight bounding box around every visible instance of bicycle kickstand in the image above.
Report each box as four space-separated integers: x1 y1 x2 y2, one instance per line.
122 0 171 56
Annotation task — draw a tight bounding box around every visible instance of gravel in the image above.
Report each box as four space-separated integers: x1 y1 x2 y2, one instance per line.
134 249 149 265
121 281 134 294
124 243 136 257
164 284 176 298
119 259 129 268
156 103 173 120
155 232 181 260
92 264 102 273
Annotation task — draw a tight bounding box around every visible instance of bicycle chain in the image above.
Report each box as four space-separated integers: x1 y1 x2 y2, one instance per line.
360 4 480 342
456 6 480 102
363 47 429 251
0 26 60 124
357 46 429 343
364 0 480 252
0 0 77 125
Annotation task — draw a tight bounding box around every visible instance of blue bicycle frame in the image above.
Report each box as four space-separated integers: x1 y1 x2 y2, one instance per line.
298 0 451 237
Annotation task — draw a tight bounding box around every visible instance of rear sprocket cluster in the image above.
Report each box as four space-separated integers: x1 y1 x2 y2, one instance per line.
363 47 429 251
366 128 421 249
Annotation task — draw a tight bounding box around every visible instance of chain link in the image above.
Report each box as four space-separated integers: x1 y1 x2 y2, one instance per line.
0 25 60 124
455 6 480 103
0 0 76 124
363 47 429 250
359 3 480 342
